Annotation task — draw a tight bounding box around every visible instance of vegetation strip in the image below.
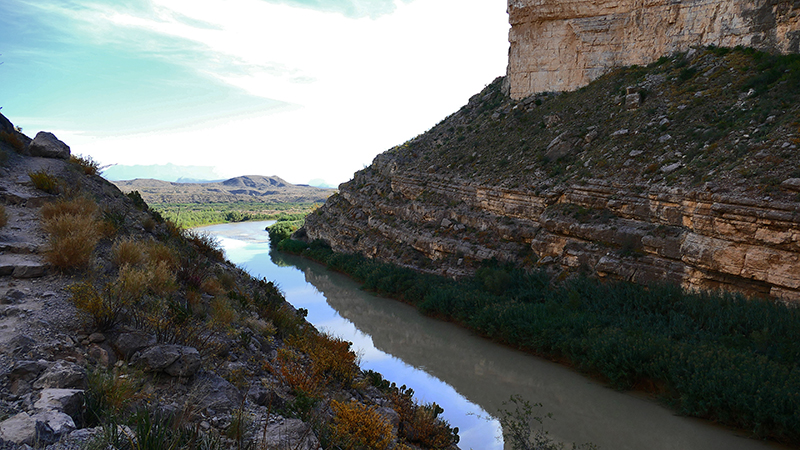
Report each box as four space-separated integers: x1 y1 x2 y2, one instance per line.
150 201 320 228
278 238 800 446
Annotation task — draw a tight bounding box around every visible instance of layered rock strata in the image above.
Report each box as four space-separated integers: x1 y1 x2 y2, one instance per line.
506 0 800 98
304 159 800 302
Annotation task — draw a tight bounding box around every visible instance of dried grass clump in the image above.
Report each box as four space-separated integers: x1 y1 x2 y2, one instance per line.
268 347 324 398
41 196 99 220
330 400 393 450
112 237 146 267
0 130 25 152
0 204 7 228
148 261 177 296
210 297 238 327
43 207 101 271
69 282 124 330
70 154 100 175
390 385 459 448
143 240 179 270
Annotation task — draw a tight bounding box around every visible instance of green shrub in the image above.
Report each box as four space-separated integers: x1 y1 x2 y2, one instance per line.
28 169 61 194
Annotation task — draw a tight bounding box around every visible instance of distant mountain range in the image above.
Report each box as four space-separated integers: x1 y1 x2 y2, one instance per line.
112 175 334 204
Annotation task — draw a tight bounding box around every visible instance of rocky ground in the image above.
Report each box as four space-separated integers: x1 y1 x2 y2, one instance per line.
0 116 459 450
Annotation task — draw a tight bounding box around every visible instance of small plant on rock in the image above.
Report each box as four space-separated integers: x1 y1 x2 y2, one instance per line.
70 154 100 175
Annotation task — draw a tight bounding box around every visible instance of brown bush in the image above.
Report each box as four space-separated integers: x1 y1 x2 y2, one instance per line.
148 261 177 296
330 400 393 450
0 204 7 228
0 131 25 152
43 213 101 271
267 347 324 398
111 237 146 267
143 240 179 270
389 385 459 448
41 196 99 220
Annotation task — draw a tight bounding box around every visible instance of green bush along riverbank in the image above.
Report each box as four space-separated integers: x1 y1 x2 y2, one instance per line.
277 238 800 446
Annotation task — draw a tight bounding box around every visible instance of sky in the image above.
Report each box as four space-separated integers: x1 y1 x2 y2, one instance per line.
0 0 510 186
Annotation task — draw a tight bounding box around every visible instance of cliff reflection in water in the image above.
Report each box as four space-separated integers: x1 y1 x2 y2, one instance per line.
273 251 784 450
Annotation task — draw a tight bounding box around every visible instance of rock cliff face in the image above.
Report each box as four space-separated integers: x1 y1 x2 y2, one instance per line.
302 49 800 302
506 0 800 98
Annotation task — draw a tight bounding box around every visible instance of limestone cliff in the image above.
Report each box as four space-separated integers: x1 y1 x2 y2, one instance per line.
506 0 800 98
302 48 800 302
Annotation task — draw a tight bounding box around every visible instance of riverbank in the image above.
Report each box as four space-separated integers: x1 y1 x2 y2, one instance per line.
277 237 800 447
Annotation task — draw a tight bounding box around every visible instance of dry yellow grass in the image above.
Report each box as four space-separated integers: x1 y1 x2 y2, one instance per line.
41 196 99 220
43 214 101 270
143 240 178 270
111 237 145 267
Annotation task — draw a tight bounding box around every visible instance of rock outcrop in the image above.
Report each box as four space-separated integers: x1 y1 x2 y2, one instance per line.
506 0 800 98
302 49 800 303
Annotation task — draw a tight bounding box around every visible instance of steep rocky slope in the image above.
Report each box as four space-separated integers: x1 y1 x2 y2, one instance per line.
0 115 458 449
302 47 800 302
506 0 800 97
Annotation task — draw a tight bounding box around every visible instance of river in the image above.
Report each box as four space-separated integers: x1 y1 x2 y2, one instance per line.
201 220 785 450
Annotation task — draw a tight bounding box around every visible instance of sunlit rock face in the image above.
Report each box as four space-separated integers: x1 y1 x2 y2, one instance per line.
506 0 800 98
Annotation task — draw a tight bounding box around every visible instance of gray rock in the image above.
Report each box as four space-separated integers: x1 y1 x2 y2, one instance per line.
9 360 50 382
87 333 105 343
31 410 75 445
28 132 70 159
1 289 25 304
34 389 85 420
113 330 157 359
0 112 13 134
33 360 86 389
6 335 35 357
780 178 800 192
0 412 37 445
660 162 682 174
261 418 320 450
191 373 242 413
131 345 201 377
248 386 285 409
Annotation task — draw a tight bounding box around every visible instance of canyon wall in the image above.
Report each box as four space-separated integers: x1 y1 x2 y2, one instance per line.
304 161 800 303
506 0 800 98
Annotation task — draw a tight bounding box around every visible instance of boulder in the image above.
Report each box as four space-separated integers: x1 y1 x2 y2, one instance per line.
113 331 157 360
261 418 320 450
31 410 76 445
131 345 201 377
34 389 85 420
33 360 86 389
9 360 49 382
190 373 242 414
0 412 37 446
28 131 70 159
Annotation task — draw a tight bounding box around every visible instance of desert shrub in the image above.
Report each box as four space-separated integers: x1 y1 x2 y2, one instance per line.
84 367 143 426
201 277 224 296
148 261 177 296
330 400 393 450
268 347 324 399
28 169 61 194
112 237 146 267
389 385 459 448
69 282 126 331
209 296 238 327
142 216 156 232
70 154 100 175
143 240 178 270
0 204 6 228
288 331 359 387
43 212 101 271
41 196 99 220
183 228 224 261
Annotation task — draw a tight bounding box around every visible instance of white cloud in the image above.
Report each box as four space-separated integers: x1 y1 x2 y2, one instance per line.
23 0 510 184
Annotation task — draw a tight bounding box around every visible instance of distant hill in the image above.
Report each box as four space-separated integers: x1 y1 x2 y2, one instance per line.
113 175 334 204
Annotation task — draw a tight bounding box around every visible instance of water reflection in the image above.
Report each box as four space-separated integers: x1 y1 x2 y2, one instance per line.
204 221 785 450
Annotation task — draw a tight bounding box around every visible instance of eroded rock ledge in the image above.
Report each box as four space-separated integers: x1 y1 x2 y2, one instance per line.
506 0 800 97
303 156 800 302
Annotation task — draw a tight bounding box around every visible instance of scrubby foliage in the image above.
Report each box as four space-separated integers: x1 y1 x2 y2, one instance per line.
28 169 61 194
330 400 393 450
0 130 25 152
41 196 102 270
266 213 307 246
153 201 319 228
279 238 800 445
70 154 101 175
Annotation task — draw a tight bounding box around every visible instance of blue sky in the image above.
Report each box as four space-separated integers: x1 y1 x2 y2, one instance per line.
1 0 508 185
